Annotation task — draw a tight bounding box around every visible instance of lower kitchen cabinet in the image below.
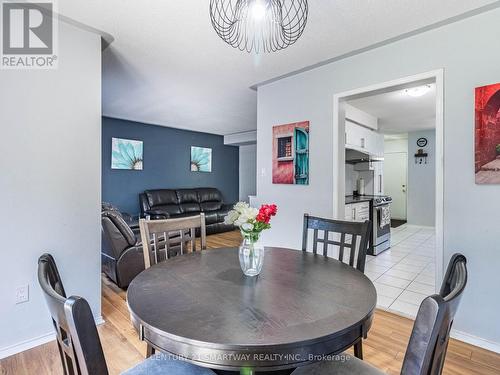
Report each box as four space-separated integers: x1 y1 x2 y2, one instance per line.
345 201 370 222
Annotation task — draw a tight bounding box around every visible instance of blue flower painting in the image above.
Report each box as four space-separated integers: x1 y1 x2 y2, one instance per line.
111 138 143 170
191 146 212 172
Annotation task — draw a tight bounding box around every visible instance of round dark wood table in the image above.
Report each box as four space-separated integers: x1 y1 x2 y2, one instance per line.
127 247 377 374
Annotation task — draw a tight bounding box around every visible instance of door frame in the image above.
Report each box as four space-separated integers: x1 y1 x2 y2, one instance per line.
383 151 408 220
332 69 444 291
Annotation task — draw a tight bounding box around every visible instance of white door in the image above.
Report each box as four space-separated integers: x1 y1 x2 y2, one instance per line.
384 152 407 220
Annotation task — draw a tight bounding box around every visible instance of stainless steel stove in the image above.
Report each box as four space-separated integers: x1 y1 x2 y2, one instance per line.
370 195 392 255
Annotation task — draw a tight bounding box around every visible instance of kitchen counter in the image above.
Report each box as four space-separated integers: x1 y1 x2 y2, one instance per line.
345 195 374 204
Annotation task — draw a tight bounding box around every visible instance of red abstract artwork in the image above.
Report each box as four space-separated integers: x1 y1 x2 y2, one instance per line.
475 83 500 184
272 121 310 185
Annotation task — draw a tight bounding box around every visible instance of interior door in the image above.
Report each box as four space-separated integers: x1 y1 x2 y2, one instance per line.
383 152 407 220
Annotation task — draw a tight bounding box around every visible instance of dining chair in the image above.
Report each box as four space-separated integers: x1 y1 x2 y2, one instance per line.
38 253 216 375
302 214 371 273
139 213 207 269
292 253 468 375
302 214 371 359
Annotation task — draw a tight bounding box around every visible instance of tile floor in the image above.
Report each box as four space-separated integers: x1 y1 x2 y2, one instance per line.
365 224 436 319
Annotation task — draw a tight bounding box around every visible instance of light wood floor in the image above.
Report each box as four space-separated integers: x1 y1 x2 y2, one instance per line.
1 230 499 375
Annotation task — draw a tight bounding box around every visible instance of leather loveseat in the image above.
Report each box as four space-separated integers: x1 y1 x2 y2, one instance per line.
139 188 235 235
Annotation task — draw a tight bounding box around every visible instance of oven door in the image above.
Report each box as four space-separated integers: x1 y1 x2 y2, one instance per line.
373 204 391 242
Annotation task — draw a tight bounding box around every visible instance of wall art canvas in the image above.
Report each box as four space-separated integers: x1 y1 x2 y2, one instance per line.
111 138 143 170
191 146 212 172
272 121 309 185
475 83 500 184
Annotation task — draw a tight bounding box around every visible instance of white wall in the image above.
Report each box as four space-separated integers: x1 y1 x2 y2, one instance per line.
408 130 436 226
239 144 257 201
0 22 102 357
256 8 500 349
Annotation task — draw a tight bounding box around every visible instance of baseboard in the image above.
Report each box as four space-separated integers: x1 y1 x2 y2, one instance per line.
451 329 500 354
0 315 104 360
0 332 55 360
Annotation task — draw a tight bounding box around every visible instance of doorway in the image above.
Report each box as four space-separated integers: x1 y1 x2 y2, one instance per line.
333 70 444 319
384 152 407 221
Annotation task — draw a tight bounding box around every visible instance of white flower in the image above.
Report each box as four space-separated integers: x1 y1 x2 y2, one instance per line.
234 206 258 227
234 201 250 213
241 222 254 231
224 210 239 225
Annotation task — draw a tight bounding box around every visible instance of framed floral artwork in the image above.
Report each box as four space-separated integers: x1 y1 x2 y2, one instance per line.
111 138 143 170
475 83 500 184
191 146 212 172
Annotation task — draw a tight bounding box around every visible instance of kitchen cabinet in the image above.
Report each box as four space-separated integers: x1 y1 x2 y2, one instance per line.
345 120 384 157
345 201 370 222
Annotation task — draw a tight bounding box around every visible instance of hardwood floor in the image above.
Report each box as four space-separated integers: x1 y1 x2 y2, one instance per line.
1 230 499 375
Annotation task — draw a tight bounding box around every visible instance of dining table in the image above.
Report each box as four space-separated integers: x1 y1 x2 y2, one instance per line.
127 247 377 374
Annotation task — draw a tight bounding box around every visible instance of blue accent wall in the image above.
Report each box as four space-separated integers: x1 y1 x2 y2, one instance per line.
102 117 239 215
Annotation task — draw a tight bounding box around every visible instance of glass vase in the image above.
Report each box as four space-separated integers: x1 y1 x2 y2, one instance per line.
239 234 265 277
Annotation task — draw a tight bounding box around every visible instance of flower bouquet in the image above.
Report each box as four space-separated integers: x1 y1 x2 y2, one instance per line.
225 202 277 276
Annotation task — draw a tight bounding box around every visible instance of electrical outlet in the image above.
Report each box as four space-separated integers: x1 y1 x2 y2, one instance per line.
15 284 29 304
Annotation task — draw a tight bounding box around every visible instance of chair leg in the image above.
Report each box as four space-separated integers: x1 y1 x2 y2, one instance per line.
146 343 155 357
354 339 363 360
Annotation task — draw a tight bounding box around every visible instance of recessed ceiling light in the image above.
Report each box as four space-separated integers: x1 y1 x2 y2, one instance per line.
404 85 432 97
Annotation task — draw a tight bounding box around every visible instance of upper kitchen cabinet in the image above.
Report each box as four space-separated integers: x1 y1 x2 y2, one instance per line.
344 104 384 157
345 120 384 157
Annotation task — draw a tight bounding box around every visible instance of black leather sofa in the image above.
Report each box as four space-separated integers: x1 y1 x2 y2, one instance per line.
139 188 235 235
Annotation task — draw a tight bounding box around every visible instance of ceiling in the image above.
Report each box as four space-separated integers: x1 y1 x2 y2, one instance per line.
58 1 497 135
348 84 437 134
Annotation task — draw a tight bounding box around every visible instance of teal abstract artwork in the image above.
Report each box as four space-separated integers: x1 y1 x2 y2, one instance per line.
111 138 143 170
191 146 212 172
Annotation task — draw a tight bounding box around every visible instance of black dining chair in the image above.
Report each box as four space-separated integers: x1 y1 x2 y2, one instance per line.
292 253 468 375
38 253 217 375
302 214 372 273
302 214 372 359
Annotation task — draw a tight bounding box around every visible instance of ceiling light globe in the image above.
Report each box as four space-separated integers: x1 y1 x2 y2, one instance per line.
405 85 432 97
251 0 266 21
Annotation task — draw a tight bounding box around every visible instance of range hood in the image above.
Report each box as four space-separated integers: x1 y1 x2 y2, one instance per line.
346 149 384 165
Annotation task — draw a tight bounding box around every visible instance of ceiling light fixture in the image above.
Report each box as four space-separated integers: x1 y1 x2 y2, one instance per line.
404 85 432 98
209 0 308 53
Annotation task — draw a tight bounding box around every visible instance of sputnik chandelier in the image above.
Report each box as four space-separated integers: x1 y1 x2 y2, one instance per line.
209 0 308 53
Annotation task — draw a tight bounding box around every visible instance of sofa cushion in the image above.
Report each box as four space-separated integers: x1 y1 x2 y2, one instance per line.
198 188 223 211
180 203 201 213
152 204 182 216
146 189 178 207
197 188 222 202
176 189 199 203
203 211 219 225
215 205 233 222
200 201 222 212
176 189 201 213
102 211 137 248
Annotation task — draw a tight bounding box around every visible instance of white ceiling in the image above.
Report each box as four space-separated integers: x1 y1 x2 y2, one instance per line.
348 84 437 134
58 1 497 135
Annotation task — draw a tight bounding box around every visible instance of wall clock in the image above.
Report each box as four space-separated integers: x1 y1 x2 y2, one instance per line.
416 137 428 147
